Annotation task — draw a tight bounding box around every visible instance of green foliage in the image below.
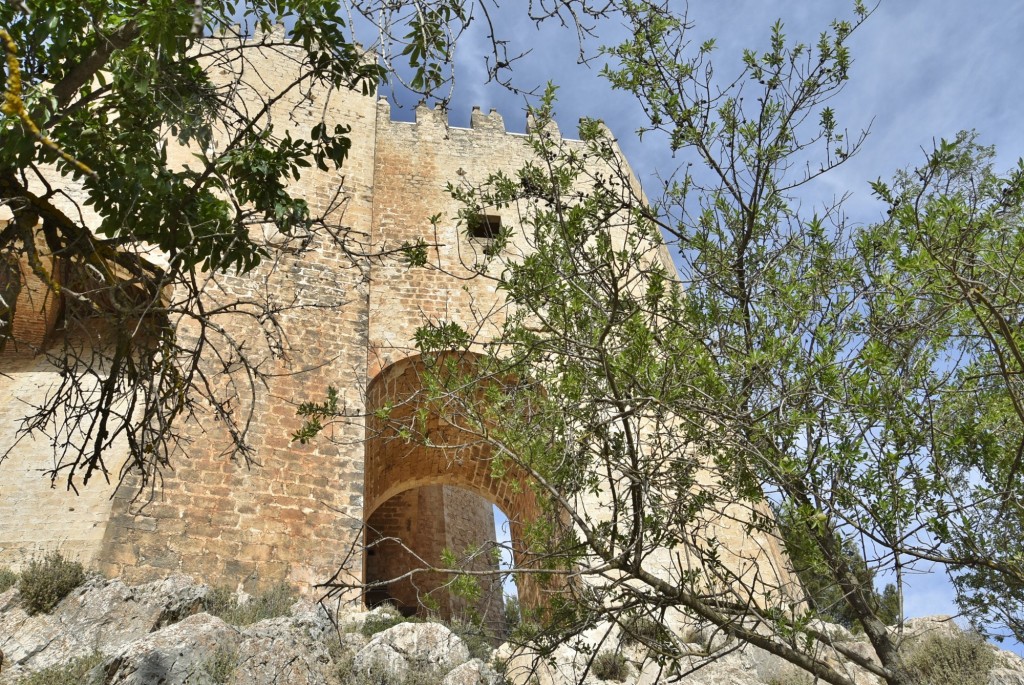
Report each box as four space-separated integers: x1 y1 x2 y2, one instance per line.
12 652 104 685
448 574 482 606
901 630 995 685
360 607 421 637
503 595 522 631
202 583 296 626
591 651 629 682
0 0 494 492
0 565 17 593
866 132 1024 640
0 0 383 272
877 584 900 627
293 387 341 444
447 618 495 661
414 320 472 354
18 552 86 615
510 619 543 644
427 3 1024 682
776 503 900 631
401 238 430 268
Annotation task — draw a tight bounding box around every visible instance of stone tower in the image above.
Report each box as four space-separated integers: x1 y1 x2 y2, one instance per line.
0 37 797 624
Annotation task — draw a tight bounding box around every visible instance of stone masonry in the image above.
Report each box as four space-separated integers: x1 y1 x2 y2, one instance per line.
0 36 797 620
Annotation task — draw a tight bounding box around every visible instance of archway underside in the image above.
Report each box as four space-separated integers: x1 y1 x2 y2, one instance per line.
363 353 548 616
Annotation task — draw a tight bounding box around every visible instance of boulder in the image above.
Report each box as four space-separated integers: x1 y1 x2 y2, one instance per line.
97 612 239 685
351 622 471 683
229 604 338 685
0 575 207 678
442 658 502 685
351 638 411 684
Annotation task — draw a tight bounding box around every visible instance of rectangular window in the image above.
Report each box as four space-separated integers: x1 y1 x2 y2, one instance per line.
468 214 501 240
468 214 501 256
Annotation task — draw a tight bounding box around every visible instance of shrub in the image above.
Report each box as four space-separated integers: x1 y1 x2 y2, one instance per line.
503 595 521 631
447 618 494 660
0 566 17 593
901 629 995 685
338 664 445 685
510 620 542 644
360 607 420 637
591 651 630 682
201 647 238 685
403 667 447 685
619 614 669 648
203 582 296 626
326 634 357 685
203 586 236 617
14 652 104 685
18 552 86 615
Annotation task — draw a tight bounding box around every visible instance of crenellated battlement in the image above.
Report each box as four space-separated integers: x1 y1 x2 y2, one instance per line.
375 97 570 141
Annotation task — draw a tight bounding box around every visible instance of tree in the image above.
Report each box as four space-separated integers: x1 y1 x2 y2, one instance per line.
0 0 612 491
776 499 900 632
6 1 1024 683
0 0 385 490
356 3 1024 684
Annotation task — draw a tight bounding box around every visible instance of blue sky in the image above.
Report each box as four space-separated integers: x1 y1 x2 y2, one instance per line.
385 1 1024 214
371 0 1024 650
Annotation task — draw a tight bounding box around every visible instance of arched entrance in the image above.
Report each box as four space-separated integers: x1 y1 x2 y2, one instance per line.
363 352 546 622
363 484 508 630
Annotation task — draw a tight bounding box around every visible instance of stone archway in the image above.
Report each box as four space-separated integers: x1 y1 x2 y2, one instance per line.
363 352 547 619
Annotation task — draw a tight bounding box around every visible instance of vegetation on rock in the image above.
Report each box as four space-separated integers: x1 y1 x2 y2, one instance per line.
591 651 629 682
202 582 296 626
11 652 103 685
0 565 17 593
902 630 996 685
18 551 85 615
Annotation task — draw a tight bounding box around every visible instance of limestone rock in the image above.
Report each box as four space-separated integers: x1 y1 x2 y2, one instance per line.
4 575 1024 685
229 605 338 685
672 660 764 685
991 669 1024 685
0 575 207 678
996 649 1024 674
351 637 411 684
98 612 239 685
352 622 471 682
442 658 502 685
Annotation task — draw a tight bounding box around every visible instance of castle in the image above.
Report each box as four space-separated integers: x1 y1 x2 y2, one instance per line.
0 36 795 626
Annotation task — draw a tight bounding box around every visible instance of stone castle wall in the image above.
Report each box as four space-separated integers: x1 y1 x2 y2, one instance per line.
0 42 551 603
0 256 122 569
0 37 798 615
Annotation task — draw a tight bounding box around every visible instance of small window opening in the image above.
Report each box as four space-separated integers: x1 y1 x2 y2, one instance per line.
468 214 501 256
468 214 501 241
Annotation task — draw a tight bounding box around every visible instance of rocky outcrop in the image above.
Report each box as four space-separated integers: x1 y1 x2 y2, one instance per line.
443 659 502 685
353 621 471 682
0 576 495 685
0 575 208 676
2 576 1024 685
99 613 240 685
